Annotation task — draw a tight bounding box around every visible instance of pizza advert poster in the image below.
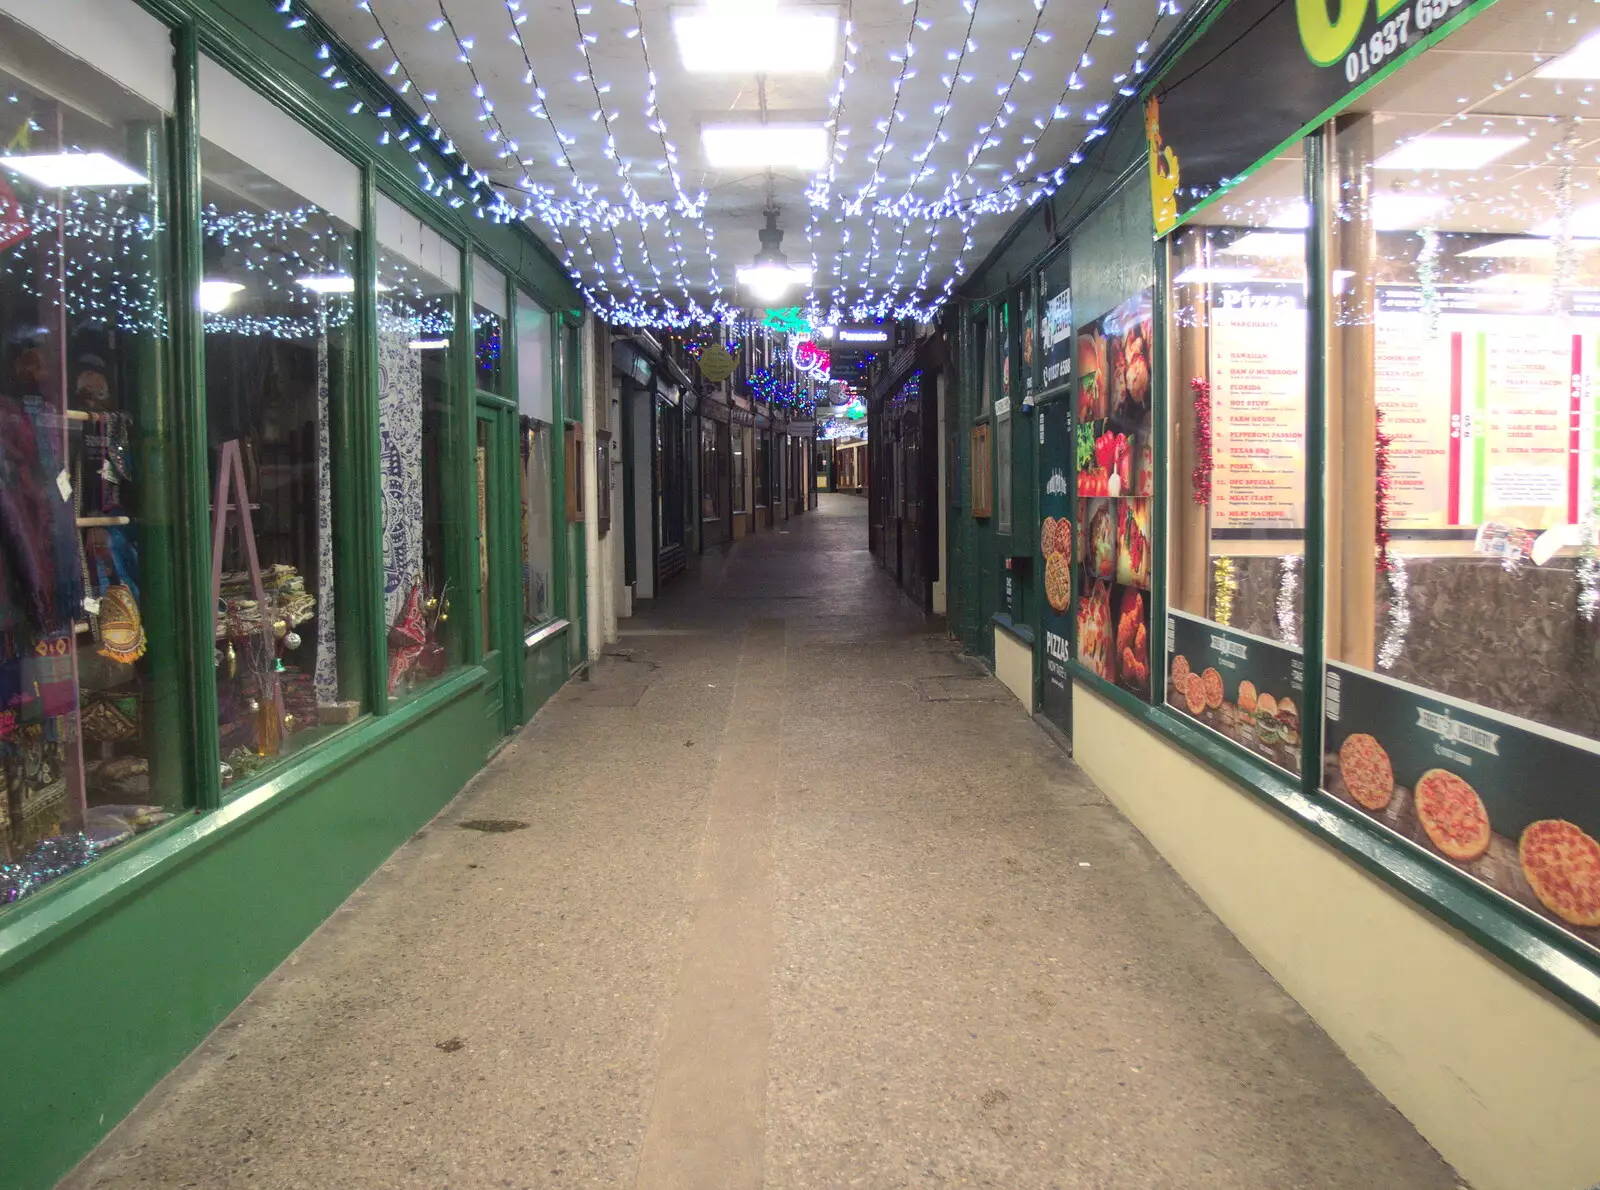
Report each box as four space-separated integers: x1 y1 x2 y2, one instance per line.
1164 611 1304 777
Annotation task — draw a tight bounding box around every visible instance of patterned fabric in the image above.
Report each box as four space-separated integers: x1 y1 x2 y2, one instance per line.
314 331 338 706
377 323 424 630
0 395 83 633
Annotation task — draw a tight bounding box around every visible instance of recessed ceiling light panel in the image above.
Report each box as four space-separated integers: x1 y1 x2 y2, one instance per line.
1 151 148 188
673 5 838 74
1375 135 1526 171
702 124 829 171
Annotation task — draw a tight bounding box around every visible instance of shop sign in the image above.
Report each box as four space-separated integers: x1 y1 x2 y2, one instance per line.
1324 664 1600 954
1041 284 1072 391
699 343 737 383
1144 0 1483 232
834 325 891 345
1164 611 1304 776
1037 398 1075 734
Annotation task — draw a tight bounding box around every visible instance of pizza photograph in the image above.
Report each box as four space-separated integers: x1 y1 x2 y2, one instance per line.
1519 820 1600 928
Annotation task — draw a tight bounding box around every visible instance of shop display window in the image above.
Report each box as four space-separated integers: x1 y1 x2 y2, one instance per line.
200 56 366 784
996 301 1014 535
375 195 460 701
699 417 723 523
970 424 991 518
516 292 554 627
476 419 493 654
0 4 181 899
473 257 506 397
1314 4 1600 952
1163 144 1309 773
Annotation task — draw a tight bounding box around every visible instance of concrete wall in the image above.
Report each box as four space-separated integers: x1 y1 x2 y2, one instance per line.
1071 680 1600 1190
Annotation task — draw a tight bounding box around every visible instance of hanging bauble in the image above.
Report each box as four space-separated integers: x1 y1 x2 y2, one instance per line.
285 630 302 650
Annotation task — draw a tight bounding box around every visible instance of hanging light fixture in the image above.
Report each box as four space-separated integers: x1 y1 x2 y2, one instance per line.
736 206 813 304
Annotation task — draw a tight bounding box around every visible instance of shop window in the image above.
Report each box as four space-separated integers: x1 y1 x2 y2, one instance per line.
476 420 493 654
970 424 992 518
1163 144 1309 772
515 292 554 626
0 2 180 895
699 417 724 523
976 315 992 415
374 194 461 700
200 55 365 782
995 408 1013 534
473 257 507 397
732 429 748 515
1314 5 1600 953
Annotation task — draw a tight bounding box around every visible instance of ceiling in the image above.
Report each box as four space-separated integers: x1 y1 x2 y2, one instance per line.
304 0 1184 327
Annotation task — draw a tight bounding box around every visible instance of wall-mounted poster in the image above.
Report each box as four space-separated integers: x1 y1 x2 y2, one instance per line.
1073 289 1153 697
1042 284 1072 390
1038 398 1074 733
1165 611 1303 775
1324 664 1600 954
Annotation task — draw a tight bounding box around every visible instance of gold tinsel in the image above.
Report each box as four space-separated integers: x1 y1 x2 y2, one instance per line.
1212 557 1237 627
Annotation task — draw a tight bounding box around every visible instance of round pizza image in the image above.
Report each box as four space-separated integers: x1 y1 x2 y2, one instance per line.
1170 654 1191 695
1519 820 1600 927
1053 517 1074 561
1338 733 1393 811
1041 516 1058 560
1201 667 1224 710
1044 552 1072 613
1184 672 1207 715
1413 769 1492 862
1236 680 1257 714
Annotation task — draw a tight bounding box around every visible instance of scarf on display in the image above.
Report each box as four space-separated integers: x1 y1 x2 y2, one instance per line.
0 394 84 633
81 411 132 516
386 582 426 695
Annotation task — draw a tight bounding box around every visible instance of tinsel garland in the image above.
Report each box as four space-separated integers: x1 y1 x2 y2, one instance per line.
1191 376 1213 506
1375 406 1393 573
1553 120 1579 316
1417 229 1441 340
1276 553 1301 646
1377 555 1411 670
1212 556 1236 626
1580 466 1600 623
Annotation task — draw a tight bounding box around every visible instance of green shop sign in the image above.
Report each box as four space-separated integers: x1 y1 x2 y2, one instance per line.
1144 0 1484 233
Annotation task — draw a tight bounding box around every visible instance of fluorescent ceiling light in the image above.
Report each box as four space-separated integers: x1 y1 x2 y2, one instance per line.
702 124 828 171
1468 272 1552 291
1266 201 1311 229
295 275 389 294
736 262 813 303
1375 135 1525 171
1457 238 1556 259
1 151 148 188
1219 232 1304 258
1372 193 1449 229
198 280 245 313
1533 201 1600 237
816 325 835 339
1173 266 1260 284
673 5 838 74
1536 30 1600 78
409 338 450 350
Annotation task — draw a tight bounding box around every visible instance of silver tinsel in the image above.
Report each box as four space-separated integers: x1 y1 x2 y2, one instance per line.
1417 228 1441 340
1276 553 1301 646
1377 556 1411 670
1553 120 1580 316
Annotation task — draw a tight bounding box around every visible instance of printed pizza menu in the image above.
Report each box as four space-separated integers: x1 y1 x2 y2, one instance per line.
1074 289 1153 697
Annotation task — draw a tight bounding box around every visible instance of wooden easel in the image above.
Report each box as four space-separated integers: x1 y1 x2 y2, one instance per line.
209 439 283 747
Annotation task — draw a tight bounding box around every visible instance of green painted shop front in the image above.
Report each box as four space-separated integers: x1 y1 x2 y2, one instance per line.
0 1 589 1186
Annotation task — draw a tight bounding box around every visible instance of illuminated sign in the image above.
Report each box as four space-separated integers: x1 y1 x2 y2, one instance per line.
791 338 831 379
836 327 889 344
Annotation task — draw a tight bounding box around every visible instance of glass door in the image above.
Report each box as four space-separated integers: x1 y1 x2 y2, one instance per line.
475 404 518 734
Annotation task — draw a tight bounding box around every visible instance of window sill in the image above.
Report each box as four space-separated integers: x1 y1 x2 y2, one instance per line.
993 611 1034 646
0 666 490 979
1069 670 1600 1026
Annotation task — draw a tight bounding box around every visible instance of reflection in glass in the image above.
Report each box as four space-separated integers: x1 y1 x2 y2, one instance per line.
0 6 180 898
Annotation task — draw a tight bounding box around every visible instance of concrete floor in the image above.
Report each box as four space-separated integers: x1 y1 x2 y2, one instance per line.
63 495 1464 1190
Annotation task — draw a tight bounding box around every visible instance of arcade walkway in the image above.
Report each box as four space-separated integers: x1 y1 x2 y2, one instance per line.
62 495 1462 1190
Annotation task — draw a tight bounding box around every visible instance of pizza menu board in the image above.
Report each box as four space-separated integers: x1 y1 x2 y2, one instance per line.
1165 611 1304 776
1373 286 1600 532
1324 664 1600 954
1207 284 1307 530
1038 398 1074 734
1074 289 1153 698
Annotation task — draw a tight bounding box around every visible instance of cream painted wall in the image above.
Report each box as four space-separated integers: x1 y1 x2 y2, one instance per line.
994 628 1034 713
1071 682 1600 1190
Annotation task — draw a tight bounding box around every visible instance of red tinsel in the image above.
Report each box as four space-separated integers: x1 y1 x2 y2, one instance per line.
1190 376 1213 506
1375 406 1393 572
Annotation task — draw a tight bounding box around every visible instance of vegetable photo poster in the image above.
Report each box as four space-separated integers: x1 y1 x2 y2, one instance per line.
1324 664 1600 953
1074 289 1153 697
1165 611 1304 776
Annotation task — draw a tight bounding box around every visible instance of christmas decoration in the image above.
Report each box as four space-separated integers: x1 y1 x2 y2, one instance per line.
1190 376 1213 506
1212 556 1236 627
1276 553 1300 647
1417 228 1440 340
1377 555 1411 671
1375 405 1393 573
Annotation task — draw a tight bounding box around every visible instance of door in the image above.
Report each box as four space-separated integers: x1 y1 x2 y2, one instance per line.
475 404 519 735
